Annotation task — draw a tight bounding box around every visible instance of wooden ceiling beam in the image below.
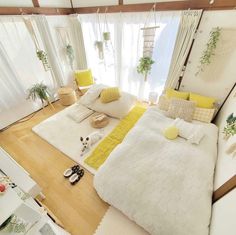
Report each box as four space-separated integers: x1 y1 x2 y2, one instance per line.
75 1 190 14
0 7 73 15
190 0 236 10
0 0 235 15
74 0 236 14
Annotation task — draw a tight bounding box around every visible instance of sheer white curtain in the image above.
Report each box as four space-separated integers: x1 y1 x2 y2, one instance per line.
0 16 54 129
0 42 25 110
35 15 65 87
69 14 88 70
164 10 202 90
80 11 180 100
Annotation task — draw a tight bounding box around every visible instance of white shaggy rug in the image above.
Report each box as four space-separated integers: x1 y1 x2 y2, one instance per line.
32 104 119 174
94 206 149 235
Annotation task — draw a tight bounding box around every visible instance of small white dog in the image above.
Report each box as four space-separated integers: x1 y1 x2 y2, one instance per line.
80 131 103 157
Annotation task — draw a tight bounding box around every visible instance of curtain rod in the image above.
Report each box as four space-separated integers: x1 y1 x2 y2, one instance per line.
74 1 236 14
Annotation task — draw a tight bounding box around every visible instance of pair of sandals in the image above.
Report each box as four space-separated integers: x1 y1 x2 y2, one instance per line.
63 165 84 185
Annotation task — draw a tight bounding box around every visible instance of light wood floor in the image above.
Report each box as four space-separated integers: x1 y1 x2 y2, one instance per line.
0 102 108 235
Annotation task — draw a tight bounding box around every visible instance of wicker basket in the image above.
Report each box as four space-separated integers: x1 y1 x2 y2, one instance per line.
58 87 77 106
90 113 109 128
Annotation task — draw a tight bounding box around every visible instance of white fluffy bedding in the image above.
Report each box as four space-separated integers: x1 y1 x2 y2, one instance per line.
94 107 218 235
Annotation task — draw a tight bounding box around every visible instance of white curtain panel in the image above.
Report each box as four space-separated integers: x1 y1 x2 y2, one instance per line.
0 42 26 110
80 11 180 100
0 16 53 128
70 14 88 70
164 10 202 90
35 15 65 87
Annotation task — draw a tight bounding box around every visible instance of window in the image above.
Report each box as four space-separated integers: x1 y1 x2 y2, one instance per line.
80 11 180 100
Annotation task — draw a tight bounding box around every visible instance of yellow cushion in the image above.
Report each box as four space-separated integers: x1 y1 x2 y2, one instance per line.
189 93 216 109
100 87 121 103
163 126 179 140
166 88 189 100
74 69 94 87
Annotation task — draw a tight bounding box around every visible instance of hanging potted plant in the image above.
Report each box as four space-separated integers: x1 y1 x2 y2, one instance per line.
137 56 155 82
103 32 110 41
27 82 54 109
36 50 50 71
66 44 75 69
94 41 104 60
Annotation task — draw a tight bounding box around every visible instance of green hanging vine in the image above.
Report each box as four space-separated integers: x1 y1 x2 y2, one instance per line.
36 50 50 71
196 27 221 75
223 113 236 139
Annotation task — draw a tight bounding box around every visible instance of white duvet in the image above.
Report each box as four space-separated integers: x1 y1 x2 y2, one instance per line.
94 107 218 235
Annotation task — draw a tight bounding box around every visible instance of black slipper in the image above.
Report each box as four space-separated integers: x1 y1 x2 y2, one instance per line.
63 165 80 178
69 169 84 185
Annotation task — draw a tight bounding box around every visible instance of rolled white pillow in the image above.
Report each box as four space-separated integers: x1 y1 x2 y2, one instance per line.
89 91 137 119
79 84 107 106
173 118 205 144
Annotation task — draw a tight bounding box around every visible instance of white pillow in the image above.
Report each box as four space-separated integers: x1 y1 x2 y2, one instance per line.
89 92 137 119
79 84 107 106
173 118 205 144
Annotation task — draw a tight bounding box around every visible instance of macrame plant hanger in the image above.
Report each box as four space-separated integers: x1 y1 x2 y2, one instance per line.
103 8 111 43
102 8 115 69
56 27 75 70
23 17 51 71
137 4 159 82
141 3 159 58
95 8 104 60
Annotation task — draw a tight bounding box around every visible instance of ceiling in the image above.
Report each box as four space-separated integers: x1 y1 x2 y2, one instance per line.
0 0 184 8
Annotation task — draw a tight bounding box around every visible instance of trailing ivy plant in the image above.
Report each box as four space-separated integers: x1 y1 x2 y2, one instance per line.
66 44 75 69
196 27 221 75
223 113 236 139
137 56 155 82
36 50 50 71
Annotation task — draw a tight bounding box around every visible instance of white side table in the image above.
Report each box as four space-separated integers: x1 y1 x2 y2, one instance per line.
0 147 42 198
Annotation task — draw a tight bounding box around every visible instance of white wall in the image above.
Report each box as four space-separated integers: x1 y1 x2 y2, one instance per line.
210 189 236 235
73 0 118 7
180 10 236 105
0 0 33 7
39 0 71 8
214 85 236 189
209 86 236 235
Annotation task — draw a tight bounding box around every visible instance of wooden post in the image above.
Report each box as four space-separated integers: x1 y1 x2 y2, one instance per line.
32 0 40 8
213 175 236 203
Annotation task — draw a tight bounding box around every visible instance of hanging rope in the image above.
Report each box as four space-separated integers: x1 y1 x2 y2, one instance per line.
23 17 51 71
96 8 103 41
143 3 157 29
23 17 41 51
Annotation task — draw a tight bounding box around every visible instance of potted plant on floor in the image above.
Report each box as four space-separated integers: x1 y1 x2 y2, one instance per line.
137 56 155 82
27 82 54 109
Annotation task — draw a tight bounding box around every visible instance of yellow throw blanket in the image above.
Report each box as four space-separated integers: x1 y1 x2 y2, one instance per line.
84 105 146 170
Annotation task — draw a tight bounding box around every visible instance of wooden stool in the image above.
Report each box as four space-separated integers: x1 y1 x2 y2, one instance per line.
58 87 77 106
